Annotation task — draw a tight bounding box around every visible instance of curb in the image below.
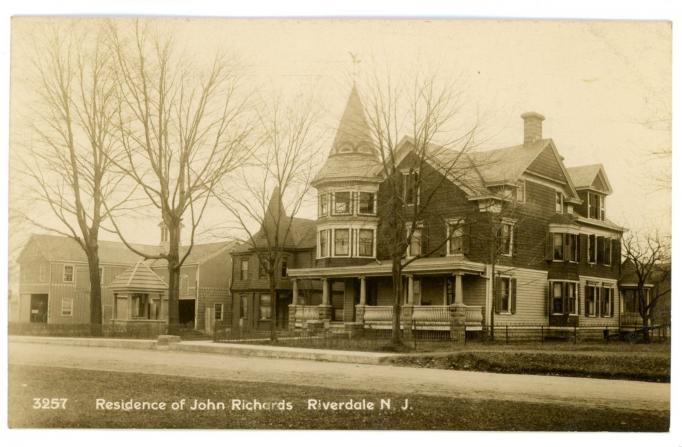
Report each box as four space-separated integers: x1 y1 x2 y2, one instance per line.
9 336 398 365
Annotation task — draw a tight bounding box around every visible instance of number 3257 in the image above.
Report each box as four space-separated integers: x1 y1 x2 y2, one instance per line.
32 398 67 409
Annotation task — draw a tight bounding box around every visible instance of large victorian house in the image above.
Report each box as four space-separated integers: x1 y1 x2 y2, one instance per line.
278 87 626 336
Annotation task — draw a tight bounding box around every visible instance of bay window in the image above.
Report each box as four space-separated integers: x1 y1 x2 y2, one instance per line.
549 281 578 315
358 192 376 215
318 193 328 217
334 229 350 256
552 233 563 260
601 287 613 317
319 230 329 258
333 192 352 215
552 282 564 314
585 284 599 317
358 229 374 257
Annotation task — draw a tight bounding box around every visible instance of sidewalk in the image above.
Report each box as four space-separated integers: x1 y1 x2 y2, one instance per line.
9 335 398 365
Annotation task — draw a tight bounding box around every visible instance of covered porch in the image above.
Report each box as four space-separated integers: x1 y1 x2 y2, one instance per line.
287 257 487 334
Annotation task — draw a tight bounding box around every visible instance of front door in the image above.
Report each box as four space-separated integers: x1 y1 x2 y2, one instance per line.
30 294 48 323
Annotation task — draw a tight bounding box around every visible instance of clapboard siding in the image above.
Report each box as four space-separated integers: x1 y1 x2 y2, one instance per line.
463 276 486 307
493 267 548 325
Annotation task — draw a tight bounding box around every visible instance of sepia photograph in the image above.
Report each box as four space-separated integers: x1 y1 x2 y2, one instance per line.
5 14 673 435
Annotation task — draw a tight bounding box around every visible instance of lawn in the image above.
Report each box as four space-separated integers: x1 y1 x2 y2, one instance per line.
8 365 668 431
389 347 670 382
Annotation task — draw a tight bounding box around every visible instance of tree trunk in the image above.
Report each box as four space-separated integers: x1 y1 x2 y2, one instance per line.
86 245 103 337
167 225 181 335
269 270 277 342
391 257 403 346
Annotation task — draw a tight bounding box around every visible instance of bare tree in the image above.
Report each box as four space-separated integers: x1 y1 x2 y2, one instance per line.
105 21 252 334
621 232 671 342
215 95 318 341
17 24 126 335
360 72 480 345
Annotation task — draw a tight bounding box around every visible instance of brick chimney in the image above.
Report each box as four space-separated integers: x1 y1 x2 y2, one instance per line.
521 112 545 145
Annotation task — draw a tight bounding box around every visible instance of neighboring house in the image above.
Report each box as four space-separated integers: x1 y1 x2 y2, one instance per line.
229 191 318 331
15 232 235 334
619 260 671 330
279 87 625 335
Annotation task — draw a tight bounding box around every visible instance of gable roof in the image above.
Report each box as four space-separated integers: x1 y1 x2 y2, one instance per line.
18 234 157 265
567 164 613 194
109 260 168 292
18 233 236 267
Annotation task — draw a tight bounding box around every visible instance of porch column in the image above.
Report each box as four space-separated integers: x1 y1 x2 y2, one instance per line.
359 276 366 305
319 277 332 321
454 273 464 305
321 278 329 305
292 278 299 305
407 275 414 304
450 273 466 344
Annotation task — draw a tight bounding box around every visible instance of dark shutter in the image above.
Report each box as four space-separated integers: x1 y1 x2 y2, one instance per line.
494 277 502 314
579 234 588 263
563 234 569 261
544 232 553 261
597 237 604 264
611 239 619 271
462 223 471 255
510 278 517 314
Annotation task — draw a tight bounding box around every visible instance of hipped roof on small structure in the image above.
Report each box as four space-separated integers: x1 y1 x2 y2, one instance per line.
110 260 168 292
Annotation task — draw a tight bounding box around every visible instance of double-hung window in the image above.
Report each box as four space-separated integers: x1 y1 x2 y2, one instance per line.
407 223 423 257
334 229 350 256
61 297 73 317
565 282 577 315
358 229 374 257
318 193 329 217
403 171 420 206
601 287 613 317
63 265 74 283
214 303 223 321
447 219 464 255
555 192 563 214
552 233 564 260
240 259 249 280
259 294 272 320
333 192 352 215
319 230 329 258
499 222 514 256
358 192 376 215
585 284 599 317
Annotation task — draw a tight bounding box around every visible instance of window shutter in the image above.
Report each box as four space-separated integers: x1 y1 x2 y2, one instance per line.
579 234 587 263
544 232 553 261
597 237 604 264
597 287 603 317
563 234 569 261
510 278 517 314
611 239 619 271
462 223 471 254
494 277 502 314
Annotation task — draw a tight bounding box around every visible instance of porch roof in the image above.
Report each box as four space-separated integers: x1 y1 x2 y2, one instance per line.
110 261 168 292
287 256 486 278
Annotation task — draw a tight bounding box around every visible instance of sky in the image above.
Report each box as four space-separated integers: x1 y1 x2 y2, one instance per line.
9 18 671 256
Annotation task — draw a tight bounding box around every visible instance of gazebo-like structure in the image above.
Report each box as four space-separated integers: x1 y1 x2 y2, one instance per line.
105 261 168 337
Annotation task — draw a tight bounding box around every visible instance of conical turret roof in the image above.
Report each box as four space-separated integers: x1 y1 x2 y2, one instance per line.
313 86 381 185
329 86 376 157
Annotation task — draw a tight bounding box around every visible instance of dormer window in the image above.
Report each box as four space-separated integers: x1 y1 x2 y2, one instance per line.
332 192 352 215
587 192 605 220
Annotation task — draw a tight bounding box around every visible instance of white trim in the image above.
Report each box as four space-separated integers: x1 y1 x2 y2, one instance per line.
332 228 352 258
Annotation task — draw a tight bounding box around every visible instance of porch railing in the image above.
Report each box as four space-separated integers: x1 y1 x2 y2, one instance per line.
363 305 394 322
412 305 450 324
464 305 484 327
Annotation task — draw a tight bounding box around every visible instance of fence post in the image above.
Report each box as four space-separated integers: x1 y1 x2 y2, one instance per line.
540 325 544 344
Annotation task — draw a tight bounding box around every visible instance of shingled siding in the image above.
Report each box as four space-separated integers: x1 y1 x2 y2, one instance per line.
527 146 567 186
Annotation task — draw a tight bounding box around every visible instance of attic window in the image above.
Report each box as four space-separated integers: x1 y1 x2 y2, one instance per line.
555 192 563 214
63 265 74 283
